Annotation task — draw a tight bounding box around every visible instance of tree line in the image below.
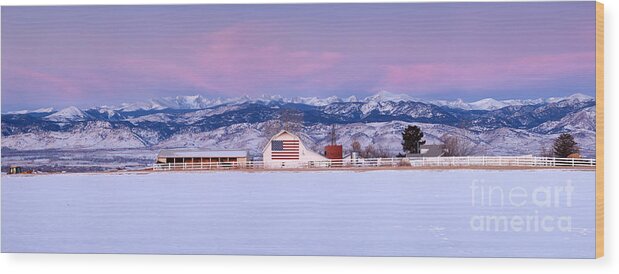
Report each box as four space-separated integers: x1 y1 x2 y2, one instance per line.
264 109 581 158
387 125 579 158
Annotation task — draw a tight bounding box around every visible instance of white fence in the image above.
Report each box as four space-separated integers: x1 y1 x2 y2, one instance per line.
152 156 596 171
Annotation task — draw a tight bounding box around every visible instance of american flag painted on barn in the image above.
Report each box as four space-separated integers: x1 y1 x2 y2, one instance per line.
271 139 300 160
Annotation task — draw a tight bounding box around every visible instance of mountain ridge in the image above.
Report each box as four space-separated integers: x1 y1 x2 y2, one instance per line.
4 91 594 114
1 91 596 158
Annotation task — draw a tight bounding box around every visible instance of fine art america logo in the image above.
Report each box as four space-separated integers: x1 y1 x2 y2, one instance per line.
469 180 575 232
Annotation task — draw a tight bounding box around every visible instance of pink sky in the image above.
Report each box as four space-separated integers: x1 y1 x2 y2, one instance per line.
1 3 596 111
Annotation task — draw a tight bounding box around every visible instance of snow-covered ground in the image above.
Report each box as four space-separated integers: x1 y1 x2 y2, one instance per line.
1 169 595 257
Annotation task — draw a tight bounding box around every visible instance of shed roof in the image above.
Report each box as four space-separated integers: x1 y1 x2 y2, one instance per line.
157 149 248 158
407 144 446 158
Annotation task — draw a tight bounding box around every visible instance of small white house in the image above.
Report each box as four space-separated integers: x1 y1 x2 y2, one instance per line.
262 130 327 168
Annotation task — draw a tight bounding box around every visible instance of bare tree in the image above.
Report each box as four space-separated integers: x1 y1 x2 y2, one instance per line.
362 144 375 158
375 145 392 158
539 142 554 157
262 119 284 139
351 140 362 153
262 109 304 137
440 134 475 156
260 109 305 149
279 109 304 133
362 144 391 158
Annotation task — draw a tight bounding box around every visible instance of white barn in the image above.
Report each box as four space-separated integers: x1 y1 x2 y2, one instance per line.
262 130 327 168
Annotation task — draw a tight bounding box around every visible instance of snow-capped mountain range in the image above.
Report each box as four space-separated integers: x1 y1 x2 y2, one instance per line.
5 90 594 114
1 91 596 158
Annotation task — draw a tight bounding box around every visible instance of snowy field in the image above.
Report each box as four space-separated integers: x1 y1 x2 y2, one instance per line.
1 169 595 258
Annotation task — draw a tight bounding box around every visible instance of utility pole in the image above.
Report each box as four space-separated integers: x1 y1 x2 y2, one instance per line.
330 124 336 145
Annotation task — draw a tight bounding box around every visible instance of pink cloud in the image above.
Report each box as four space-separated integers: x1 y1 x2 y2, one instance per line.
382 52 595 92
8 67 82 96
115 24 344 95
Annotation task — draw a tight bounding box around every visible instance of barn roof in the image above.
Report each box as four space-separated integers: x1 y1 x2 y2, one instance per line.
261 130 300 153
157 149 248 158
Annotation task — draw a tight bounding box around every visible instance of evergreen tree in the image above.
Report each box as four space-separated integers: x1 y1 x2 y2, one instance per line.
553 133 579 158
402 125 426 154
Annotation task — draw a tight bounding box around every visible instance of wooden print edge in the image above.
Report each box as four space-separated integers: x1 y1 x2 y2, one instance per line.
595 1 604 259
